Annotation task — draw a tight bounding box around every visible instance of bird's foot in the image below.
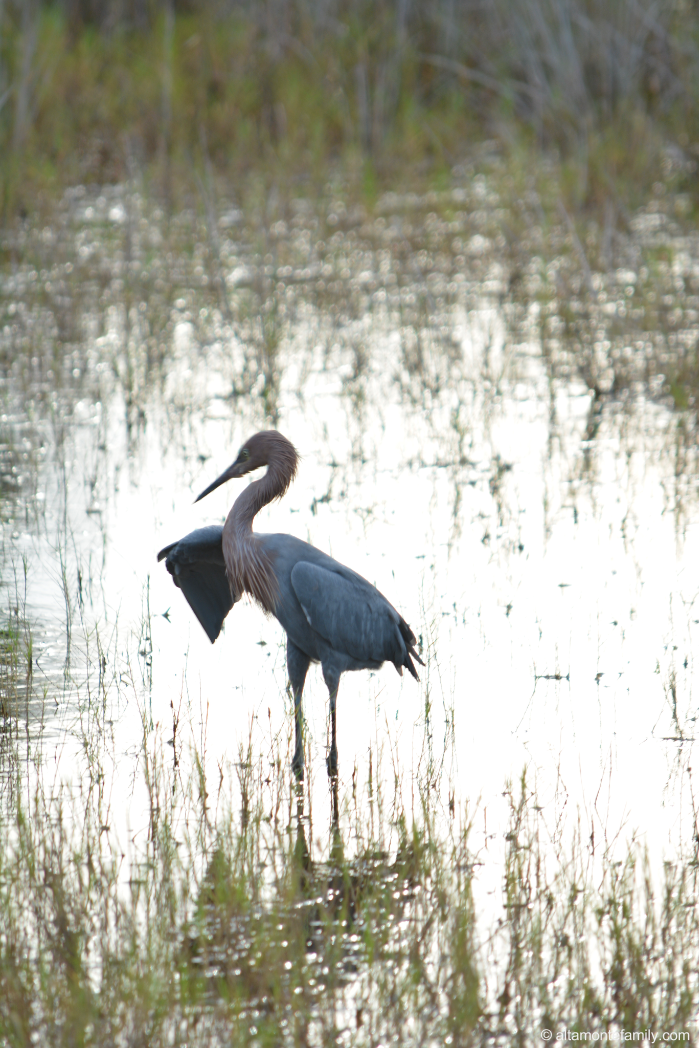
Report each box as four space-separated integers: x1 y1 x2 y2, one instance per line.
326 744 338 779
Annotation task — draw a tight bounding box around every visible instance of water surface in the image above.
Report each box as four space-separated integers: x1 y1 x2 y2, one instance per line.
1 178 696 899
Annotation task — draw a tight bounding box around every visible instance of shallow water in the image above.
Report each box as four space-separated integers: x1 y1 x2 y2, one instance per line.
0 179 696 904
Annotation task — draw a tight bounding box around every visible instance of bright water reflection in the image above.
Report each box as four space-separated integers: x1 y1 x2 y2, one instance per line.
0 182 696 905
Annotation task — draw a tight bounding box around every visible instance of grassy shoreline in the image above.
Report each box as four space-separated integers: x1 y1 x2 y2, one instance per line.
0 1 696 227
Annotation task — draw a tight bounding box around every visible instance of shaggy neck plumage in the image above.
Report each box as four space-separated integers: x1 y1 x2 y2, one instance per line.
222 434 298 613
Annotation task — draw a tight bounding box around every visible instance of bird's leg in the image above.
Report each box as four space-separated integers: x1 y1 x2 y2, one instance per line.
293 687 304 779
322 666 341 779
287 642 310 780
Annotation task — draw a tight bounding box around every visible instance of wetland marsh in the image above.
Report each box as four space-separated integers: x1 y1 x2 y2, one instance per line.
0 0 697 1043
0 169 696 1046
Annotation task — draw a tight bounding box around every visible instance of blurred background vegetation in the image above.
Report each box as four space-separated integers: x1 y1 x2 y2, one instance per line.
0 0 697 222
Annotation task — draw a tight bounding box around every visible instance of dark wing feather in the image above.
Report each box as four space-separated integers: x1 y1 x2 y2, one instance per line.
157 526 236 644
290 560 419 675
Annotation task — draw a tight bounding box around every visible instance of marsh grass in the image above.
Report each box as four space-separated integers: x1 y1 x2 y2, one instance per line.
1 142 696 456
0 579 697 1051
0 410 695 1048
0 718 696 1046
0 1 695 226
0 10 697 1037
0 3 696 452
0 560 32 733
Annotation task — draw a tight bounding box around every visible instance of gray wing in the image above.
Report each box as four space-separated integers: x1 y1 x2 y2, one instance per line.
290 560 420 675
157 525 237 644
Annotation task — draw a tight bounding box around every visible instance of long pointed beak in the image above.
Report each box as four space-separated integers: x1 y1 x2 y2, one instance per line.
194 462 240 503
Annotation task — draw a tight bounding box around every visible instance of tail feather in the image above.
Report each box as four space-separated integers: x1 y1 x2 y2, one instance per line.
398 618 424 680
409 643 425 667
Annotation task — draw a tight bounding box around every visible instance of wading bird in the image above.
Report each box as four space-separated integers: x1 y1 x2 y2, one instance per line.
158 430 423 779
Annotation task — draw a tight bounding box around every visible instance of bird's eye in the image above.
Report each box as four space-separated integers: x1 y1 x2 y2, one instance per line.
240 448 250 461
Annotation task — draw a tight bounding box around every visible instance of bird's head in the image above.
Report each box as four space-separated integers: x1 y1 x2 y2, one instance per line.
195 431 298 503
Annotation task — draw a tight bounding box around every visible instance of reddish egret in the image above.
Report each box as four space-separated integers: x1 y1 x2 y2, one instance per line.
158 430 423 778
